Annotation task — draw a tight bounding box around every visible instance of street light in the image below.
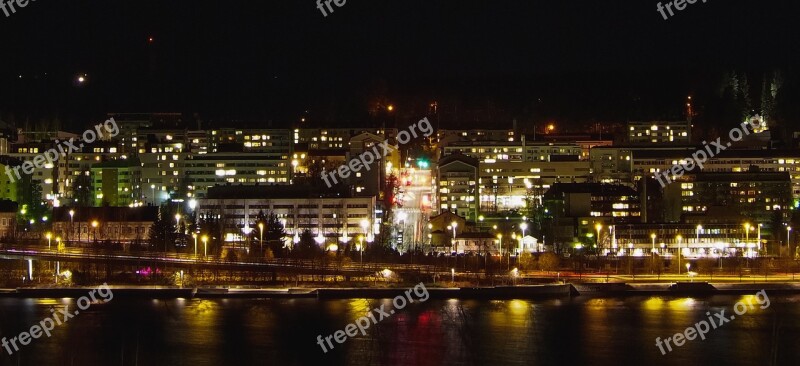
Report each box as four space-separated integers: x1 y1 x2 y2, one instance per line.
595 223 603 251
56 237 61 251
696 225 702 244
686 263 691 281
91 220 99 242
202 235 208 258
46 232 52 249
757 223 762 253
192 233 198 256
650 233 657 272
676 235 683 274
258 222 264 252
358 235 364 265
175 214 182 231
497 234 503 256
787 226 792 258
151 184 156 204
69 210 75 244
511 268 519 286
744 223 751 245
451 221 458 253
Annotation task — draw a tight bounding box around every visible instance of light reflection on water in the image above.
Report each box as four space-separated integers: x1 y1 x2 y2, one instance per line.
0 294 797 366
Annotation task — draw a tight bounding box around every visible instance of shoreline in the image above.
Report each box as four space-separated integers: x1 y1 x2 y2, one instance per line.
2 282 799 299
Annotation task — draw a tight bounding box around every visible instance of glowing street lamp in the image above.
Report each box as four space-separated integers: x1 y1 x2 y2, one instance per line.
192 233 198 256
595 223 603 250
744 223 751 245
451 221 458 253
45 232 52 249
68 209 75 244
676 235 683 274
497 234 503 256
91 220 99 242
757 223 762 252
258 222 264 251
788 227 792 256
357 235 364 265
696 225 702 244
650 233 657 272
151 184 156 204
202 235 208 258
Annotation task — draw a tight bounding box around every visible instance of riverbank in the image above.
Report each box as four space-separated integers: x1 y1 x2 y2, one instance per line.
3 281 800 299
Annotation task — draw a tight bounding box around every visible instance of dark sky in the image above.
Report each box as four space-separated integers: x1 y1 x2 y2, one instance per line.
1 0 798 128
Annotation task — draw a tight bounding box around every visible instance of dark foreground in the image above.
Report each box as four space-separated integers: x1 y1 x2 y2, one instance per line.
0 291 798 366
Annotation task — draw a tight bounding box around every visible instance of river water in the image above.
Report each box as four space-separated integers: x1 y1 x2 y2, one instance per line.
0 293 797 366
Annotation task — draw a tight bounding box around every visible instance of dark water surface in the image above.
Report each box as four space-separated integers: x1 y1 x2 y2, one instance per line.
0 293 798 366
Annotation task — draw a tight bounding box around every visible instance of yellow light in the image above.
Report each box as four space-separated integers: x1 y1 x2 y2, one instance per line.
387 105 394 112
45 232 52 239
91 220 98 228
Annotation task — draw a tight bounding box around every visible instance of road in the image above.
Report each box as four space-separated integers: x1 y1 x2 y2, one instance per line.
395 168 432 252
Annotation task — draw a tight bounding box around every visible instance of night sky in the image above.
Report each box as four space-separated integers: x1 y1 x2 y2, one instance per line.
1 0 798 129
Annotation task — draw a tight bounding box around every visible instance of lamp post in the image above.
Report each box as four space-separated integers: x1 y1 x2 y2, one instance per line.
258 222 264 252
202 235 208 258
69 210 74 244
175 214 182 232
744 223 751 246
192 233 198 257
696 225 702 245
650 233 656 272
497 233 503 270
358 235 364 265
595 223 602 253
520 222 528 253
787 226 792 258
676 235 683 274
46 232 52 249
151 184 156 205
56 237 61 251
451 221 458 253
91 220 98 243
685 263 691 281
757 223 762 253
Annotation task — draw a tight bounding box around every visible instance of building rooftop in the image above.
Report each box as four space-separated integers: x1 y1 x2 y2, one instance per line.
206 184 354 200
544 183 638 198
438 153 479 168
52 206 159 222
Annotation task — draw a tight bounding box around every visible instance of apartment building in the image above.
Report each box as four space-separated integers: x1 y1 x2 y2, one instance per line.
199 185 376 246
